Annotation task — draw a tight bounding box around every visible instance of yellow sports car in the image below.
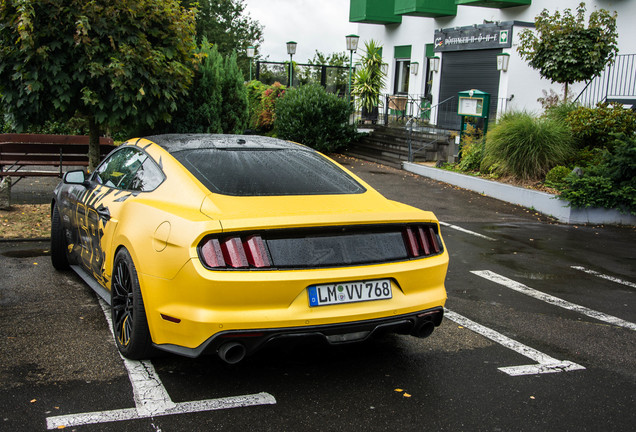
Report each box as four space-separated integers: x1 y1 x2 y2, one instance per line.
51 134 448 362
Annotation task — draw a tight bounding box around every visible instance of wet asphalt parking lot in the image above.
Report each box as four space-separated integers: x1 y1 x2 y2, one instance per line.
1 156 634 431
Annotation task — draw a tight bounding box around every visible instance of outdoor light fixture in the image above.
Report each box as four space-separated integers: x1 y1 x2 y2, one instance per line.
381 63 389 74
346 34 360 104
429 56 440 73
497 52 510 72
246 46 255 81
286 41 297 87
410 61 419 75
346 34 360 52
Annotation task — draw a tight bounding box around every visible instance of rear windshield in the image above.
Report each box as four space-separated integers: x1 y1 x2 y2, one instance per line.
172 148 366 196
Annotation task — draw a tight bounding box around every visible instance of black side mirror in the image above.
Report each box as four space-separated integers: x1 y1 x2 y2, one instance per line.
63 170 90 187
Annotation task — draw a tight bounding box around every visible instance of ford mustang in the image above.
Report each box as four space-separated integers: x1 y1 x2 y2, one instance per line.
51 134 448 362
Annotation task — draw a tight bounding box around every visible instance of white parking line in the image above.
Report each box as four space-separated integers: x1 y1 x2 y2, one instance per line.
444 309 585 376
439 221 496 241
472 270 636 331
46 300 276 429
571 266 636 289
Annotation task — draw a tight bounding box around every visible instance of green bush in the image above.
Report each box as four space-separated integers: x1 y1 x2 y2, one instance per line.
544 165 571 190
258 82 286 132
220 52 249 134
457 124 484 172
481 111 573 181
275 83 356 153
560 133 636 213
167 40 223 134
565 102 636 150
543 101 579 124
246 80 268 130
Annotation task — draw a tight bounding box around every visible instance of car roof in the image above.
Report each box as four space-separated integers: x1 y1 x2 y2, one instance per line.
143 134 307 154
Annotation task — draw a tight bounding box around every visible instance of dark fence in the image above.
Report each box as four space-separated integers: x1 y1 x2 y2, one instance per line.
575 54 636 107
256 61 351 97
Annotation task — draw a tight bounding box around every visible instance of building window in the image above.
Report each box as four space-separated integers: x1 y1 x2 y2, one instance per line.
394 59 410 94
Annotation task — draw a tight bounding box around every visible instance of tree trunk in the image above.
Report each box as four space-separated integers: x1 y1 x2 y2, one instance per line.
88 115 101 172
564 82 569 102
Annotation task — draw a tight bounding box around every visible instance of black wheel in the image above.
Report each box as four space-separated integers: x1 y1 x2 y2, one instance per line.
50 203 70 270
111 248 153 359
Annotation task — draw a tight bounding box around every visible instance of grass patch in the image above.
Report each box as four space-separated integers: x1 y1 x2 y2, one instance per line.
0 204 50 239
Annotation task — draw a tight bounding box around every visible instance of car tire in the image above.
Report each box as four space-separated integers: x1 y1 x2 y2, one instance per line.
50 203 70 271
111 248 154 359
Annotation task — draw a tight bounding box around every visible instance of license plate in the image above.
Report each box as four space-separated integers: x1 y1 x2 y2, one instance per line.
307 279 392 307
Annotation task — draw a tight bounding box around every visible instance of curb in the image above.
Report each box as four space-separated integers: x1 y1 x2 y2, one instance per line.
0 237 50 243
403 162 636 226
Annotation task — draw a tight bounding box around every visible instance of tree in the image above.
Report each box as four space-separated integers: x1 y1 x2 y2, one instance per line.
167 40 224 134
221 52 249 134
180 0 263 78
351 40 386 114
308 50 349 67
0 0 197 169
517 2 618 100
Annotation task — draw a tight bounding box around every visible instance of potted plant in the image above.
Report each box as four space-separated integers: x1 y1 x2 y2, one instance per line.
351 40 386 123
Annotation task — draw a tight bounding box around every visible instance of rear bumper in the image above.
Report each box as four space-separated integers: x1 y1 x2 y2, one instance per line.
153 306 444 358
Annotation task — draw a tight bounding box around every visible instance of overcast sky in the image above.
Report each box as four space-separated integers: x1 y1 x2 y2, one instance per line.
243 0 358 63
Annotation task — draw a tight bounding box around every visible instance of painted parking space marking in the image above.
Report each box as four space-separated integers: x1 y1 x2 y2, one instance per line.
439 221 497 241
472 270 636 331
46 300 276 429
571 265 636 289
445 309 585 376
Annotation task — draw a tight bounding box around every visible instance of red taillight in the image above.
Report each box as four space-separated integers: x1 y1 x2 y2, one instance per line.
428 226 441 253
199 234 272 269
403 227 420 257
404 225 441 258
243 235 271 268
201 238 225 267
221 236 249 268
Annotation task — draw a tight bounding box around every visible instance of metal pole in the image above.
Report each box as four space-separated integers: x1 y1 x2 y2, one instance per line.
289 54 293 87
348 50 353 104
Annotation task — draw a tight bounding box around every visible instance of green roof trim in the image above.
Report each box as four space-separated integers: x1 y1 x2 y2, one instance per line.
394 0 457 18
455 0 532 8
349 0 402 24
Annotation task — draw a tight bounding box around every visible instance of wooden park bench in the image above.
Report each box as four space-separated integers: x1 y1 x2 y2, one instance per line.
0 133 116 184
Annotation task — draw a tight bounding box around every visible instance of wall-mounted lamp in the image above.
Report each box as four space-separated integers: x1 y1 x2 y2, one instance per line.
381 63 389 75
410 61 419 75
429 56 440 73
497 52 510 72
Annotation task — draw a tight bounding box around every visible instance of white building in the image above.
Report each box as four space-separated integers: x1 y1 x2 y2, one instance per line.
349 0 636 130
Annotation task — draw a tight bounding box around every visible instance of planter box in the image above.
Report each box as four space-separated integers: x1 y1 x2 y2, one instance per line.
403 162 636 226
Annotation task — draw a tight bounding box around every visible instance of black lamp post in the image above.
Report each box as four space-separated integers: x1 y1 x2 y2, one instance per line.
286 41 297 87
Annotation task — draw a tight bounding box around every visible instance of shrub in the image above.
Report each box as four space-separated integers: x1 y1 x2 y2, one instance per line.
543 101 579 124
168 40 223 134
565 102 636 150
560 133 636 213
246 80 268 130
544 165 571 190
481 111 573 181
258 82 286 132
457 124 484 172
220 52 249 134
275 83 356 153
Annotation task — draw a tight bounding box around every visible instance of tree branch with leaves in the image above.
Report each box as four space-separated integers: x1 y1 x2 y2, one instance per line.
517 2 618 101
